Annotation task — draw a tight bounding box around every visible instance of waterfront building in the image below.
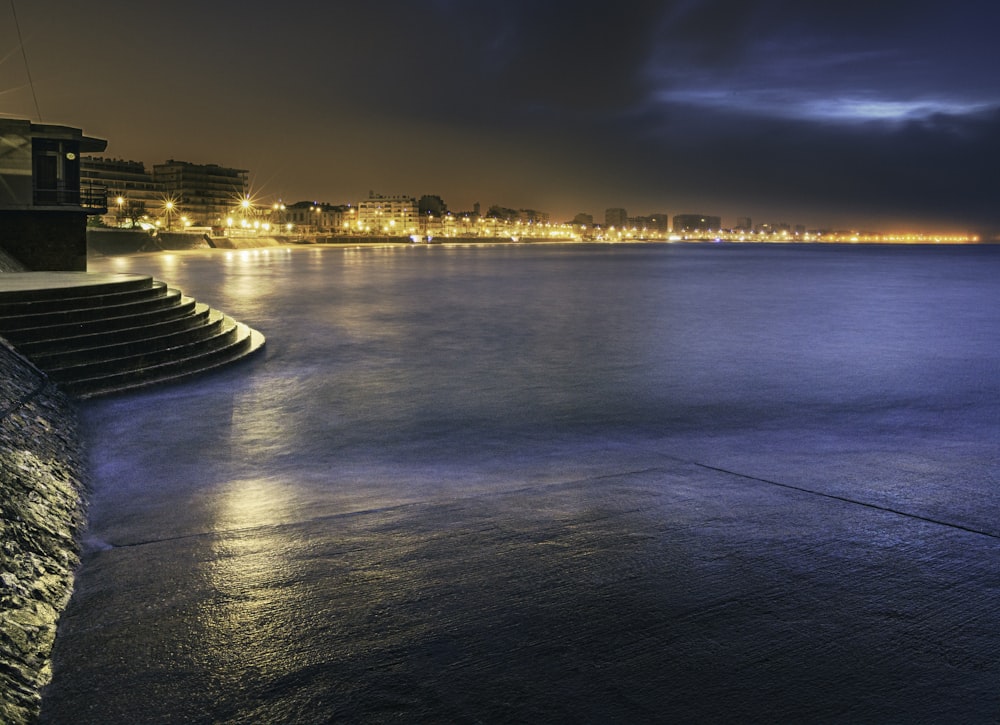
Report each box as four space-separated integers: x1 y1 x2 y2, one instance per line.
418 195 448 217
81 157 161 227
517 209 549 224
153 160 248 227
630 213 670 235
357 191 418 235
282 201 347 234
756 222 791 236
486 205 519 222
0 118 107 270
605 207 627 228
734 216 753 232
673 214 722 233
573 212 594 226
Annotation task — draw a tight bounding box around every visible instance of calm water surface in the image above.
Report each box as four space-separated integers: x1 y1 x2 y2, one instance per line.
41 243 1000 724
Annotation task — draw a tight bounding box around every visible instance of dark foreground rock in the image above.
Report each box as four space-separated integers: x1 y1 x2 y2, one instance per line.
0 338 88 724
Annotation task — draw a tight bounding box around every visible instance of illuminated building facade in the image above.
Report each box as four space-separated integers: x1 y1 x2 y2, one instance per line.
81 157 161 226
357 191 418 234
153 160 248 226
283 201 348 233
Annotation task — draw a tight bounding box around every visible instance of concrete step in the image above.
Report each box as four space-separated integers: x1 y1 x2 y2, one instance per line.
1 295 198 343
0 286 182 331
64 323 265 399
0 279 167 316
46 312 240 382
17 303 213 357
0 273 153 303
0 272 265 398
31 307 226 369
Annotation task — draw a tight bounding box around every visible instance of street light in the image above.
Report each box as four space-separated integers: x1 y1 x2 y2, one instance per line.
164 200 174 231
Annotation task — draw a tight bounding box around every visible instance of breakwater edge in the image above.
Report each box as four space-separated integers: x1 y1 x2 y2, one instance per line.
0 337 88 724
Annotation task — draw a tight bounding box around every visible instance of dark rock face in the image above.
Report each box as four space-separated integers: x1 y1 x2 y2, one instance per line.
0 339 88 724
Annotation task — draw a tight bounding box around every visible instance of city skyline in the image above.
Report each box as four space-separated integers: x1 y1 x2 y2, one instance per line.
3 1 998 236
85 153 888 236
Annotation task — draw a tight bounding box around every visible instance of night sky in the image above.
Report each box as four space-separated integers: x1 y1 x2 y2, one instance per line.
3 1 998 234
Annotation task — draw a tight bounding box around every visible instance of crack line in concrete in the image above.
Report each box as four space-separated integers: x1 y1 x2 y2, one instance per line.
687 460 1000 541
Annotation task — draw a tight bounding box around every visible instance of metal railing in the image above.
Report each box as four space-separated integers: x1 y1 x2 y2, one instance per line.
32 183 108 211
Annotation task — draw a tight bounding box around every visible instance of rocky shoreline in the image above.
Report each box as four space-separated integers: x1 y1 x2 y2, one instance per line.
0 336 88 724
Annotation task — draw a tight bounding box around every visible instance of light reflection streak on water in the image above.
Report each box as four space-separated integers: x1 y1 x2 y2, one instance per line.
198 376 308 682
200 474 298 683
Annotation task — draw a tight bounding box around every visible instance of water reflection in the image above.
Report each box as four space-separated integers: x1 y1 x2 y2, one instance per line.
42 243 1000 723
212 475 297 532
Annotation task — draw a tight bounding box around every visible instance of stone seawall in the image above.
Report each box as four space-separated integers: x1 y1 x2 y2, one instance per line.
0 339 88 725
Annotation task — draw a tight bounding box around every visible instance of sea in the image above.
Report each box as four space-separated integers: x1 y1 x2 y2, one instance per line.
40 242 1000 723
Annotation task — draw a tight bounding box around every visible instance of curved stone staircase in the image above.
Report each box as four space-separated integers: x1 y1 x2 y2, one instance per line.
0 273 264 398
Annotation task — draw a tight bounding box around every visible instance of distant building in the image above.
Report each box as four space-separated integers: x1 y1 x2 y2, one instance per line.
418 195 448 217
630 213 670 235
486 205 518 221
153 160 248 226
734 216 752 232
605 207 627 228
358 191 417 234
573 212 594 226
283 201 346 233
756 222 790 235
672 214 721 233
517 208 549 224
0 118 107 270
81 157 161 227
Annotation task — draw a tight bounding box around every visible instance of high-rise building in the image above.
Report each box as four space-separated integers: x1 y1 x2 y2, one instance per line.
605 207 627 228
357 191 418 234
81 157 161 226
630 213 669 235
153 160 248 226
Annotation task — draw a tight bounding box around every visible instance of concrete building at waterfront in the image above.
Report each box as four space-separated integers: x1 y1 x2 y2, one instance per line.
630 213 670 235
605 207 628 228
81 157 161 227
153 160 248 227
673 214 722 233
283 201 349 233
0 118 107 270
357 191 418 235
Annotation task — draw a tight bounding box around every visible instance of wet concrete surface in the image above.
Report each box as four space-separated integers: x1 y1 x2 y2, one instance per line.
39 444 1000 724
38 244 1000 723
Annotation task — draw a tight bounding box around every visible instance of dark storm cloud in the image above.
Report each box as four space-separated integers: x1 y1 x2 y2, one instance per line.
616 101 1000 228
606 0 1000 229
429 0 664 111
